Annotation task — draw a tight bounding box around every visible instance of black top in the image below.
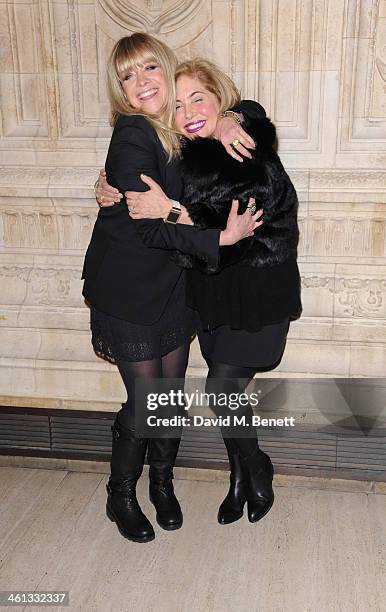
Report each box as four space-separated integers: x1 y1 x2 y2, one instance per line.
82 114 220 324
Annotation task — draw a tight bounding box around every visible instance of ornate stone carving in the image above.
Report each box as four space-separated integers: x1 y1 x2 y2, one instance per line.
301 273 386 318
301 276 334 290
310 171 386 187
28 268 81 306
98 0 206 34
305 217 386 258
335 278 386 318
1 209 97 250
0 266 30 282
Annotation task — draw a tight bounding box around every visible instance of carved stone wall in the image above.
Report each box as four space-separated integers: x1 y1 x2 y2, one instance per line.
0 0 385 408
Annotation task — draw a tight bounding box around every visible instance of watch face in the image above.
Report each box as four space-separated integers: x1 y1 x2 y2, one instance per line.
165 209 180 224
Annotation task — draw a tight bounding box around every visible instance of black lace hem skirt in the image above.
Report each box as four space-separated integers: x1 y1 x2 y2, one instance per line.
90 276 196 363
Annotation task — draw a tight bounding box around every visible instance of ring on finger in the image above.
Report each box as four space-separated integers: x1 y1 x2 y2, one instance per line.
232 139 240 148
247 203 257 215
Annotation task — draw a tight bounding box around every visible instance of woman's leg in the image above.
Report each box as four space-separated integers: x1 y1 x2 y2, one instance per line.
106 357 162 543
206 360 274 524
116 341 189 427
111 343 190 533
147 342 190 530
161 341 190 378
206 361 258 452
116 358 163 429
205 361 255 524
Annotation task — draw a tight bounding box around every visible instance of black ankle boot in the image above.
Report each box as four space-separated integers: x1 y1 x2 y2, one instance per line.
106 419 155 543
240 447 274 523
218 439 247 525
147 437 183 530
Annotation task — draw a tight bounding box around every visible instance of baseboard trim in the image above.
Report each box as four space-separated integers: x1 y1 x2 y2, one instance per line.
1 405 385 482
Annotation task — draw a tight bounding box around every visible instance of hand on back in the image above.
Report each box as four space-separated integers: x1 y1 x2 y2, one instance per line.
95 168 122 207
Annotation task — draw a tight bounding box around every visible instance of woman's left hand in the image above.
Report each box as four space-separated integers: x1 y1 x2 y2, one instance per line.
216 116 255 162
125 174 171 219
220 198 263 245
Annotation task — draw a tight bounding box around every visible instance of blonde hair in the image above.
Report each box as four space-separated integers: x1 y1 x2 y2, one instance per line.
107 33 180 159
174 58 241 125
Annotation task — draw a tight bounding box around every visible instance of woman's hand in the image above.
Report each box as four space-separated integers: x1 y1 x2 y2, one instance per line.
95 168 122 207
215 116 255 162
125 175 193 225
220 199 263 245
126 174 172 219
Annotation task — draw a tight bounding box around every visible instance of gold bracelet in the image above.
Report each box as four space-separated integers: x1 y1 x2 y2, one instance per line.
222 110 242 124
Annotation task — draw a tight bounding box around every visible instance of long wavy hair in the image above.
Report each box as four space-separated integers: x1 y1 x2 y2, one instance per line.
107 32 180 160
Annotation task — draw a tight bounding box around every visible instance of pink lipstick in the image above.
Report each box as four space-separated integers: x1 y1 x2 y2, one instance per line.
184 119 206 134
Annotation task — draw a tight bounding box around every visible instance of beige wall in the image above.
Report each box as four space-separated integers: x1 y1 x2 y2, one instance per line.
0 0 385 409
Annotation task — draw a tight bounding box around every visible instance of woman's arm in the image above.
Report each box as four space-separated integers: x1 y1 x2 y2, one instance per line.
125 174 263 248
94 100 266 206
232 100 267 121
214 100 268 161
105 117 219 263
125 174 192 225
105 116 260 262
125 174 192 224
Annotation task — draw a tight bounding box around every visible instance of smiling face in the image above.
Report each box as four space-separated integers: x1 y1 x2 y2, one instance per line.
120 60 167 117
175 74 221 138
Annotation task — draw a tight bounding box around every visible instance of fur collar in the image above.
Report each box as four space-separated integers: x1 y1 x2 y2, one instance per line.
180 116 277 198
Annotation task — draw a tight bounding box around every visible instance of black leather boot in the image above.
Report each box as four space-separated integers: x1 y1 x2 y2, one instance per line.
106 418 155 543
218 438 247 524
240 447 274 523
147 437 183 530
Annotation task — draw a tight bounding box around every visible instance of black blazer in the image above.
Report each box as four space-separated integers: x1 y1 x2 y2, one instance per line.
82 114 220 324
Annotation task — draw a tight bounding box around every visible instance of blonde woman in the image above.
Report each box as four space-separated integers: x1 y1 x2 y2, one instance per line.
101 59 301 527
83 34 262 543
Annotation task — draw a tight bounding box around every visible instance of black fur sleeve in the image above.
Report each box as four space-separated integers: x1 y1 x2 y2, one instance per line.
231 99 267 122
